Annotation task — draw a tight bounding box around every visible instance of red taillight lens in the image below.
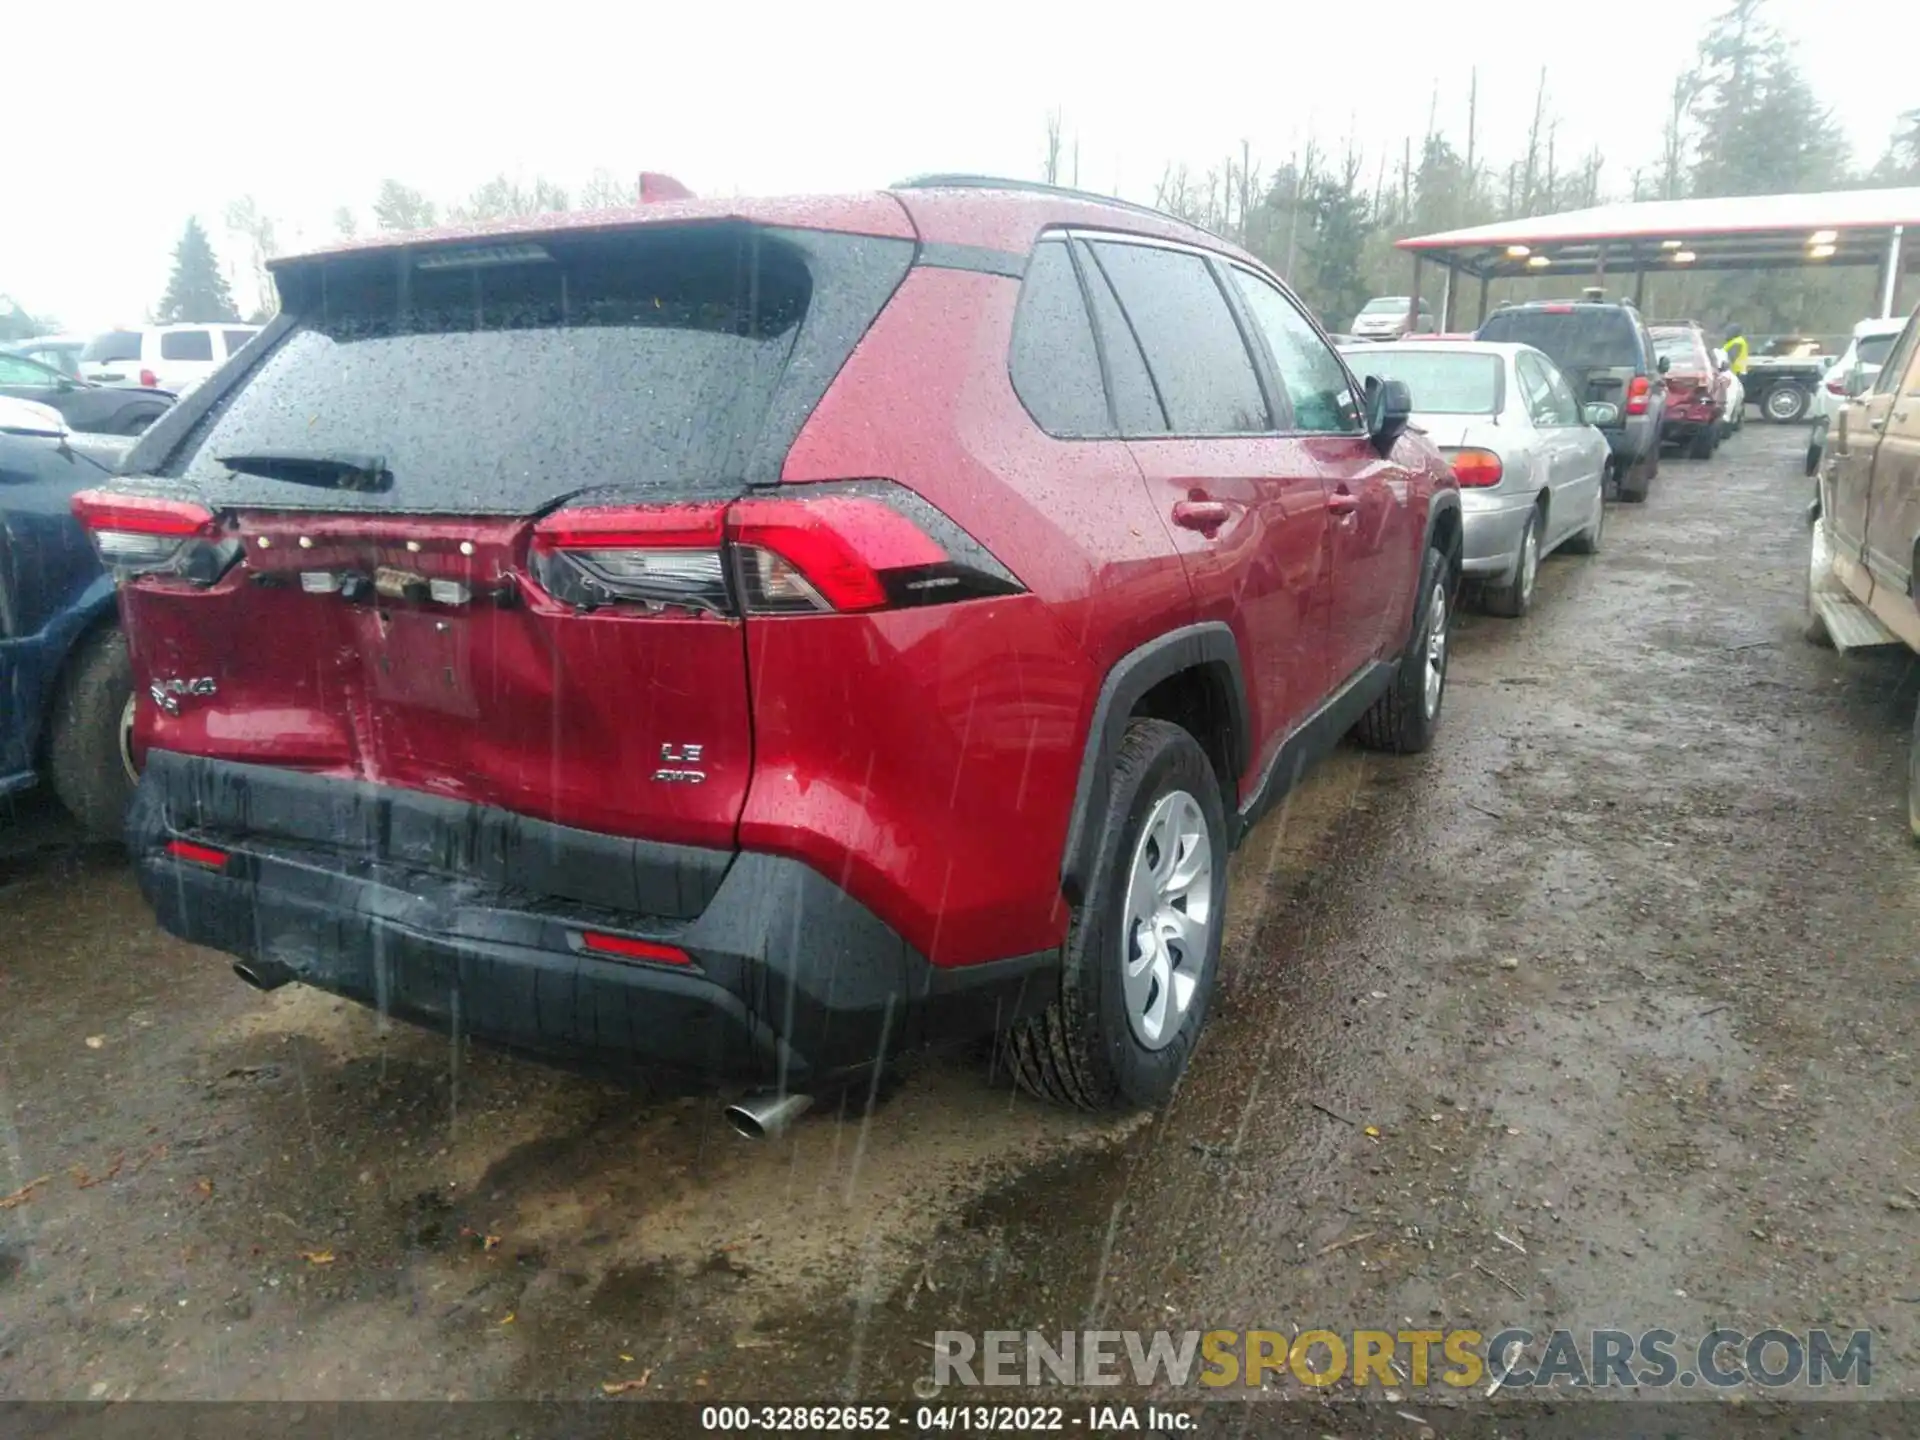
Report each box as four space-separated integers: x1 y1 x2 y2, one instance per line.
580 931 690 965
72 489 240 584
1626 375 1652 415
139 369 158 388
1827 380 1847 396
166 839 229 870
1444 448 1504 488
530 482 1022 617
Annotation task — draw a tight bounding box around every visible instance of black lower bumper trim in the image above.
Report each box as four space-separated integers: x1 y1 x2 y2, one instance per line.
128 752 1059 1084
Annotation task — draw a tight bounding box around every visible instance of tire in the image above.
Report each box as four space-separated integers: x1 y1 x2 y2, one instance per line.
1482 507 1540 618
1909 693 1920 843
1805 418 1828 477
1354 545 1450 755
114 409 158 437
1007 718 1227 1110
1688 425 1715 460
1765 383 1810 423
1804 512 1836 648
1617 452 1653 503
46 626 139 843
1562 483 1605 555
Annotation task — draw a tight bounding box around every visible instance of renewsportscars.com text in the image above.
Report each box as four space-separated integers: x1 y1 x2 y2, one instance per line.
931 1327 1873 1390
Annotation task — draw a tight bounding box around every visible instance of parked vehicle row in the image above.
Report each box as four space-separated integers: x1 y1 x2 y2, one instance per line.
61 178 1461 1119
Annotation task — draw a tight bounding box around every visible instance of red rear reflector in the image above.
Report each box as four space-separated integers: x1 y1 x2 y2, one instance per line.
1445 448 1504 488
580 931 691 965
166 839 229 869
72 490 215 536
532 503 726 551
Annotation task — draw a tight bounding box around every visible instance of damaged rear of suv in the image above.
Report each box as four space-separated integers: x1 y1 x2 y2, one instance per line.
81 184 1457 1114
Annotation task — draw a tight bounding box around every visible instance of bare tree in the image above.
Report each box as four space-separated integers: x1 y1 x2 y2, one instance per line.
333 206 358 239
578 169 641 209
223 196 279 320
1043 110 1064 185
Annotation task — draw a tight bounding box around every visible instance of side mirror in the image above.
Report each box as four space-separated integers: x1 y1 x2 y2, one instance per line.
1583 402 1620 427
1846 366 1870 398
1657 355 1672 374
1366 376 1413 451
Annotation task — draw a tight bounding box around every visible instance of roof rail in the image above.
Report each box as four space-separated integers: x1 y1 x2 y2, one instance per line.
890 173 1217 236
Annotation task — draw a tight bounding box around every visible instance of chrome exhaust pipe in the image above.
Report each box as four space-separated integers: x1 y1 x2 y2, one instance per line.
232 959 293 992
724 1092 813 1140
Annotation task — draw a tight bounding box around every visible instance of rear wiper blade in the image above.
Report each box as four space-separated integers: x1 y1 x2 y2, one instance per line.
218 451 392 492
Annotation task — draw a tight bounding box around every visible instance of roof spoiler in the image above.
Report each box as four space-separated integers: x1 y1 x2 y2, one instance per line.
639 173 695 203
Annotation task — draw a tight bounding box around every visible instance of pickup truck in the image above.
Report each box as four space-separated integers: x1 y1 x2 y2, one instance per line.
1744 336 1839 423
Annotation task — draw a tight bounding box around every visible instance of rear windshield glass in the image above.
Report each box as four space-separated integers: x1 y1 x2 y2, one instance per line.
1651 331 1705 367
1343 349 1502 414
171 226 908 513
1858 334 1900 367
1361 298 1410 314
1477 309 1640 371
82 330 142 363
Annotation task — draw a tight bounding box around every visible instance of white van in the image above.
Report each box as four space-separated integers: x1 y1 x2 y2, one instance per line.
79 324 261 395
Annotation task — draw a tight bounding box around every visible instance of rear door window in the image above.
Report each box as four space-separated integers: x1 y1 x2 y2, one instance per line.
1086 240 1269 435
1478 308 1641 373
82 331 142 363
1008 240 1111 437
222 329 257 359
172 225 912 513
160 330 215 361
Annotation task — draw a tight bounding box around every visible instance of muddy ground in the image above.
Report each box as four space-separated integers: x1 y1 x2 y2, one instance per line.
2 424 1915 1413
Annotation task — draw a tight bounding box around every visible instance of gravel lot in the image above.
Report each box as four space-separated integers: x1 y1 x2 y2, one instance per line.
1 423 1914 1411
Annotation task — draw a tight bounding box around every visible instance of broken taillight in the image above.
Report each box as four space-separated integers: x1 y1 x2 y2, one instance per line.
71 490 242 585
529 482 1024 617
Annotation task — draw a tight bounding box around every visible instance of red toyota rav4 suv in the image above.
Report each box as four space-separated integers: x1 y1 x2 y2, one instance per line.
77 178 1460 1111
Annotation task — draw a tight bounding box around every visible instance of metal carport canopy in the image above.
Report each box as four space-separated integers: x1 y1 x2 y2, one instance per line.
1396 185 1919 324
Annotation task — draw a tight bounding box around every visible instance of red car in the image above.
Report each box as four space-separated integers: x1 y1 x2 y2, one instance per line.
76 177 1461 1114
1650 321 1727 459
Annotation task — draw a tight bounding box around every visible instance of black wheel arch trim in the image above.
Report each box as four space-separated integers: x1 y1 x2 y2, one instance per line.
1059 623 1249 905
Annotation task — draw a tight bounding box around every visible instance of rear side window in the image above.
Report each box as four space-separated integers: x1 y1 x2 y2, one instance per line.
160 330 215 361
1009 241 1110 437
1858 333 1901 369
1871 317 1920 397
173 225 913 513
82 330 142 363
1477 308 1641 373
1075 243 1166 436
1087 241 1269 435
222 329 257 358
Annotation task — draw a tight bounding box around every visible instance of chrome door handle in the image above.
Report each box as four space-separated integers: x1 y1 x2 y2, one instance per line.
1869 418 1885 430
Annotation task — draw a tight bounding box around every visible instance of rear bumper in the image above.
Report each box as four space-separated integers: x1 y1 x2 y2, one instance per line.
1459 492 1538 579
127 751 1058 1085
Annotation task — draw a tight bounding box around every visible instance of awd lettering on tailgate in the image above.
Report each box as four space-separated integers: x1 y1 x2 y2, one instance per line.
653 743 705 784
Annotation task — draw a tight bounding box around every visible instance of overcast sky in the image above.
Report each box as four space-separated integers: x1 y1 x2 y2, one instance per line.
5 0 1912 331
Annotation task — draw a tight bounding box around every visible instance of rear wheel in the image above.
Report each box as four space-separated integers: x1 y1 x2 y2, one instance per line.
116 410 158 436
1909 694 1920 842
1618 448 1655 503
1354 545 1450 754
1765 383 1810 423
1482 508 1540 618
1688 425 1715 459
46 627 138 842
1563 484 1605 555
1007 719 1226 1110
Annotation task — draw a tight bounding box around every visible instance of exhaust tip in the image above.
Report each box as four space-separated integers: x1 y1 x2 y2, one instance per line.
724 1092 813 1141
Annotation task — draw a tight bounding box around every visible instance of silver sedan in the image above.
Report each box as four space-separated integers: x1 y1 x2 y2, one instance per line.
1342 340 1615 618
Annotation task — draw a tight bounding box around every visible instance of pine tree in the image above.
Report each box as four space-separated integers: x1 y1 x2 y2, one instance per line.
1689 0 1846 198
372 180 438 232
155 218 239 324
1876 110 1920 183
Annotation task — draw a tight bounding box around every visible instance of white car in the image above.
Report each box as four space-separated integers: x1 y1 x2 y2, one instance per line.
1807 317 1909 474
1342 340 1612 618
1348 295 1437 341
78 323 260 396
1713 348 1745 433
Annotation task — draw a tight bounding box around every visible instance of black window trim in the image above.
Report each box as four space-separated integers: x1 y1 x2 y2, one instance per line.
1064 227 1287 441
